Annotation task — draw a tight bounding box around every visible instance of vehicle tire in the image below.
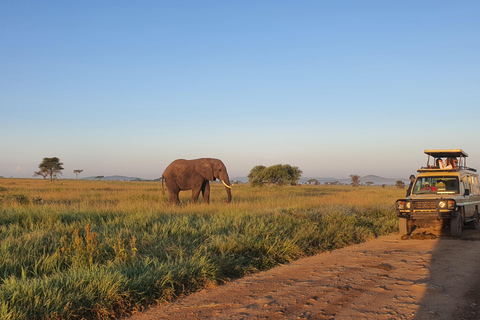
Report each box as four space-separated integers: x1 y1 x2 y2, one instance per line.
450 212 463 237
468 210 480 230
399 218 409 235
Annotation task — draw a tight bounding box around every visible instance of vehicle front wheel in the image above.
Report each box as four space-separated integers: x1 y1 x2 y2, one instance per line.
450 212 463 237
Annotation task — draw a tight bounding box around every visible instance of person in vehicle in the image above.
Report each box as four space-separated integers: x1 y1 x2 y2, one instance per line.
447 157 458 169
436 158 452 170
436 158 445 169
444 158 454 169
422 182 437 191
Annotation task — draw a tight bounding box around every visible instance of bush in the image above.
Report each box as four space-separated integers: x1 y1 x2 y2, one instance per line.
248 164 302 186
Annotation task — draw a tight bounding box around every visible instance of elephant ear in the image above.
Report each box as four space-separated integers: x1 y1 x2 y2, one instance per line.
196 162 214 181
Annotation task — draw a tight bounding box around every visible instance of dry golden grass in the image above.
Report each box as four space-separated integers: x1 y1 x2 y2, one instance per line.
0 178 404 320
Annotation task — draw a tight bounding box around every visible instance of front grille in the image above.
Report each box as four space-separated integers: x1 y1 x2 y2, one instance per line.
412 200 436 210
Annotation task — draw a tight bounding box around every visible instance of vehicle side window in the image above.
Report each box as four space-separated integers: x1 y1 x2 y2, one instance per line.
462 176 470 194
469 176 475 195
471 176 480 195
475 176 480 196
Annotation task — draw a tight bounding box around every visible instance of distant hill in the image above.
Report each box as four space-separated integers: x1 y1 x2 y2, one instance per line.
82 175 145 181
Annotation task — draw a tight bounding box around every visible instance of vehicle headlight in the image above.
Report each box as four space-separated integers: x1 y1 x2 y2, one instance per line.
396 201 404 210
439 200 455 209
447 200 455 209
397 200 410 210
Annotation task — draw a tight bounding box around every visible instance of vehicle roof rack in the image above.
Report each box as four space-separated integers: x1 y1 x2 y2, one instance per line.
424 149 468 158
423 149 472 171
417 167 477 173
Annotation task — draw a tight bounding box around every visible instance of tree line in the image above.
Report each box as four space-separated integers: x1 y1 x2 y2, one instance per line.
33 157 374 188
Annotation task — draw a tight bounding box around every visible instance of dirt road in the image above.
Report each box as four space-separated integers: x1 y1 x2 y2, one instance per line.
129 229 480 320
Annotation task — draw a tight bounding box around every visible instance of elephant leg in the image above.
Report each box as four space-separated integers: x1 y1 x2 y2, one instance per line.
165 178 180 204
169 191 180 204
192 187 201 203
167 184 181 205
202 180 210 204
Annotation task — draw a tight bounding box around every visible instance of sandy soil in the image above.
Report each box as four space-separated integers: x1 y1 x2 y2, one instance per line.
128 228 480 320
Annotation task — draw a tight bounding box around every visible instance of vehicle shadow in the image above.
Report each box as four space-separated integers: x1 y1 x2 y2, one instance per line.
413 227 480 320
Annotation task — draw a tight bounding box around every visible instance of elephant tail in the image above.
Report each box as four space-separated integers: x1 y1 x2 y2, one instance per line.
161 175 165 195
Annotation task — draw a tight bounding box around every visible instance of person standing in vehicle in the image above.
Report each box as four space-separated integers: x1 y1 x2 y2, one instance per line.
437 158 452 170
406 175 415 196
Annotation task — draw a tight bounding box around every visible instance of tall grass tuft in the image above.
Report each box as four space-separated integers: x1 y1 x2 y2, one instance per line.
0 179 404 319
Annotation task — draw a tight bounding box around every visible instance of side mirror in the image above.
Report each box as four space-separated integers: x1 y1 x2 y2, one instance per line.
465 189 470 196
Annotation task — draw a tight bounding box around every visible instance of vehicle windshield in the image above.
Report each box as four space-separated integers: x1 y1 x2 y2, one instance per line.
413 176 459 195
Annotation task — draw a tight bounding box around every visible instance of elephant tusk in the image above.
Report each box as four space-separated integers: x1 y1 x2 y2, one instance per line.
221 180 232 189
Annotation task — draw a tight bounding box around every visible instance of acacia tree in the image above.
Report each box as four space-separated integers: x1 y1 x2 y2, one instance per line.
74 169 83 179
395 180 405 189
350 174 360 187
248 164 302 187
38 157 64 182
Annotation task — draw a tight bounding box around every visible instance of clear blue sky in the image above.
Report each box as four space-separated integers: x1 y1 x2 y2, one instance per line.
2 1 479 180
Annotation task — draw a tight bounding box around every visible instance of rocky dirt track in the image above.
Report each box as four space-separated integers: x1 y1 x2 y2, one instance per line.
129 228 480 320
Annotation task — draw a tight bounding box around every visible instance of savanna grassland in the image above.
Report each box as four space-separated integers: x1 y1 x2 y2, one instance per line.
0 179 404 319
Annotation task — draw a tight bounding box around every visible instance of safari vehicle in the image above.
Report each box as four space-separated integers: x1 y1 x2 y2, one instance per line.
396 149 480 237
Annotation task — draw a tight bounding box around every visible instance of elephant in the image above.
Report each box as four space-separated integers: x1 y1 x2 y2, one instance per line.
162 158 232 204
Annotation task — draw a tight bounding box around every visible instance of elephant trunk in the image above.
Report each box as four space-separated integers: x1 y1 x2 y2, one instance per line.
225 184 232 203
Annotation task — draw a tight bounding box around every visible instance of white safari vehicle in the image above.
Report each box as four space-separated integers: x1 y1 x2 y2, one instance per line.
396 149 480 237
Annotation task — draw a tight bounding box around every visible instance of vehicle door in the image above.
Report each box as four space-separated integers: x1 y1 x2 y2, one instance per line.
461 175 474 217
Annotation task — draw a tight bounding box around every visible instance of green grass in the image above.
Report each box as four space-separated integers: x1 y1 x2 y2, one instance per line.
0 179 404 319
